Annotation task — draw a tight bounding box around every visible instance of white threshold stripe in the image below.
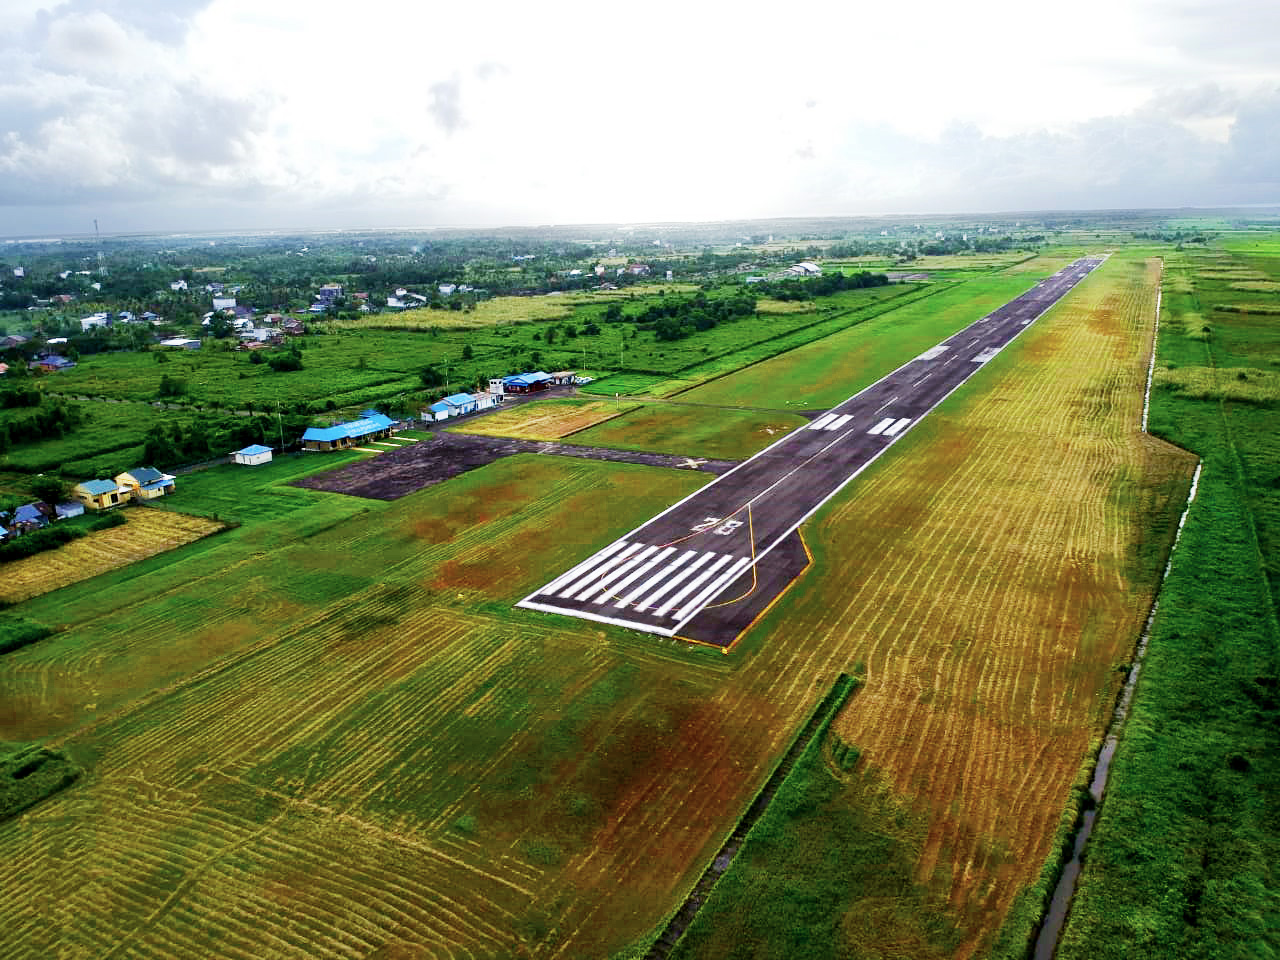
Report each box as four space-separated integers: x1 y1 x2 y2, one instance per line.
655 555 734 618
575 545 660 601
824 414 853 431
516 600 677 637
616 549 696 609
558 543 644 598
634 552 715 613
674 557 753 621
809 413 837 430
544 539 630 594
594 547 676 605
884 417 912 437
868 417 895 435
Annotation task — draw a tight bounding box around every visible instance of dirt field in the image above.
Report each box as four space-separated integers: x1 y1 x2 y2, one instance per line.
0 508 223 604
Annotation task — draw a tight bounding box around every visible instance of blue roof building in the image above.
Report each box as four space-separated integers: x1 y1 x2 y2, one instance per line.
302 412 394 450
502 371 553 393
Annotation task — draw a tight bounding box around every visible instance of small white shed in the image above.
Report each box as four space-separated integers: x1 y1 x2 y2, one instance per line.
233 444 273 466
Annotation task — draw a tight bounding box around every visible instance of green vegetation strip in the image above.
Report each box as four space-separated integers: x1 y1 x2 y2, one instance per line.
0 744 80 822
0 615 54 655
632 673 859 960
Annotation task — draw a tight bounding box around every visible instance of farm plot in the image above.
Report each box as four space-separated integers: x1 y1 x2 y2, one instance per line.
678 254 1195 957
0 508 224 605
566 403 809 459
448 398 639 440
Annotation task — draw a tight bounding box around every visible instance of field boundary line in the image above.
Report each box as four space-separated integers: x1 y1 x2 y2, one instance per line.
1142 258 1163 433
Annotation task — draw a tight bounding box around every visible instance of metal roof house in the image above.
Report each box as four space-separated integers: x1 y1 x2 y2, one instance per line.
233 444 273 466
74 478 127 510
301 412 394 451
502 371 553 394
116 467 176 500
427 393 479 421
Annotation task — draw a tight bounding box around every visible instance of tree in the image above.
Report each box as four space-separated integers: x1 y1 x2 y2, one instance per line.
419 365 445 388
461 344 474 360
30 475 69 505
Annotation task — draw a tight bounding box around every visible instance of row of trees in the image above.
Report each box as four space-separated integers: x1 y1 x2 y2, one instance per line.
758 269 890 302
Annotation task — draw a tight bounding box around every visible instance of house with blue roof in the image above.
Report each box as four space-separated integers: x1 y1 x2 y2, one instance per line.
13 503 49 531
115 467 176 500
502 371 554 394
233 444 273 466
74 478 128 510
426 393 480 421
301 412 394 451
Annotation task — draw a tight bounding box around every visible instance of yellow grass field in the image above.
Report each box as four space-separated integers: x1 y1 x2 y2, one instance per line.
449 398 639 440
331 285 701 331
0 509 224 604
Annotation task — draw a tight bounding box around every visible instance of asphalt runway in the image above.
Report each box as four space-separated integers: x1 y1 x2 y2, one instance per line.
517 256 1107 646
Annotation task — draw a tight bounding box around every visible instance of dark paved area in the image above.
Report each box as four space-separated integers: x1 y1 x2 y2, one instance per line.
517 256 1106 646
291 431 737 501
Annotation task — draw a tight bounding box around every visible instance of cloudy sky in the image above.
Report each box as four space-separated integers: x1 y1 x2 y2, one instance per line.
1 0 1277 236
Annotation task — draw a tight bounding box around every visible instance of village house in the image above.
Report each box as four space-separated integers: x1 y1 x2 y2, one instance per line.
115 467 176 500
502 371 554 394
232 444 273 466
73 479 129 511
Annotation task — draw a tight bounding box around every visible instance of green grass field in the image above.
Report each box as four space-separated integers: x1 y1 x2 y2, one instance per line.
678 272 1051 410
1058 242 1280 959
567 403 808 459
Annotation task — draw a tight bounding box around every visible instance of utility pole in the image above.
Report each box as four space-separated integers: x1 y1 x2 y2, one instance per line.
276 400 285 451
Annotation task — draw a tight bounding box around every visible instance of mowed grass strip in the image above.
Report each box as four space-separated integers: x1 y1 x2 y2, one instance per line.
0 508 224 605
447 397 639 440
678 272 1047 410
698 255 1196 957
567 403 808 459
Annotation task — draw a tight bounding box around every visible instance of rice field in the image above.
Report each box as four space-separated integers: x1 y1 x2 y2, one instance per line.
0 254 1190 959
0 508 224 605
447 397 639 440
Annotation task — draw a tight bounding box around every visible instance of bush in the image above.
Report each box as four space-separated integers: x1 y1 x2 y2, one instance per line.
0 615 53 655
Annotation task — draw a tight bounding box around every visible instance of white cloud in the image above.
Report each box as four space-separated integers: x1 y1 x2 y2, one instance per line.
1 0 1278 234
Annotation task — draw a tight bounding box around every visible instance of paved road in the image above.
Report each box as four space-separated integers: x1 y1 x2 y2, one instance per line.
517 256 1106 643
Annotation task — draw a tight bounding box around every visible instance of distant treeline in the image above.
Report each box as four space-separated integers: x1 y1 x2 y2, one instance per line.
756 269 890 302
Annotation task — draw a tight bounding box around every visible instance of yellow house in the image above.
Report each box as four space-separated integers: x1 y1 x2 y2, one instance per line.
73 479 129 510
114 467 176 500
